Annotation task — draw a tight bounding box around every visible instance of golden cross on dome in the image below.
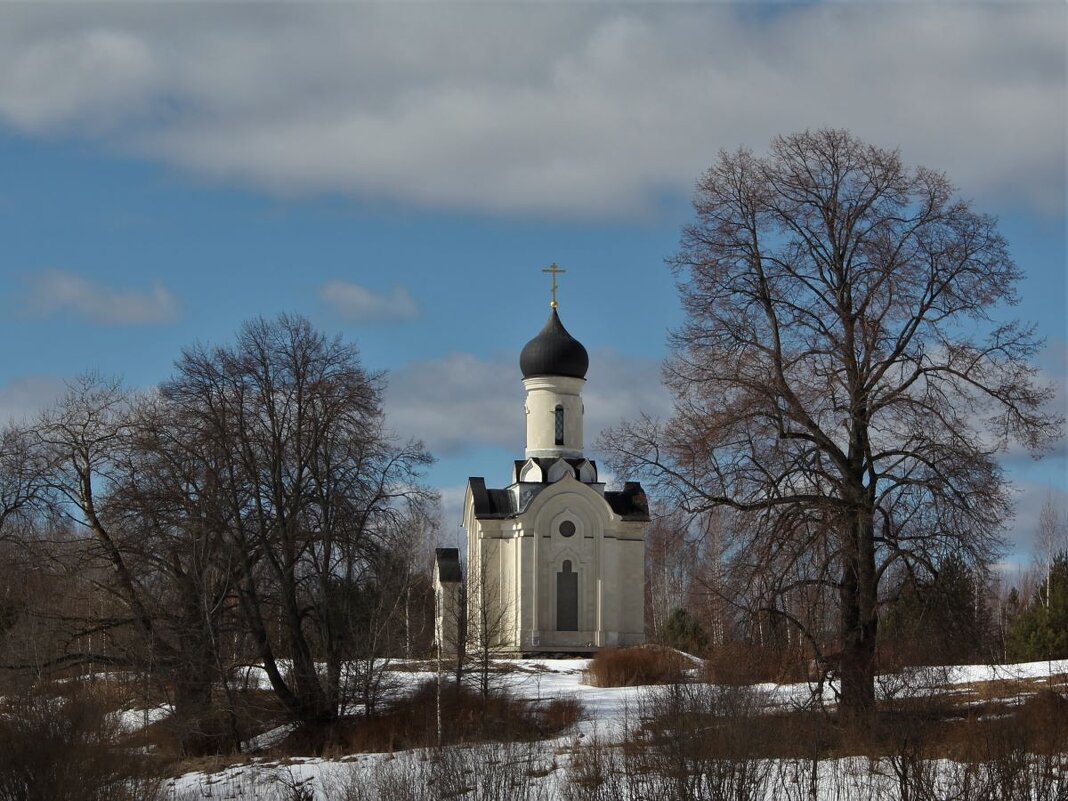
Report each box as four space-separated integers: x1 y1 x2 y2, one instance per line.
542 263 566 309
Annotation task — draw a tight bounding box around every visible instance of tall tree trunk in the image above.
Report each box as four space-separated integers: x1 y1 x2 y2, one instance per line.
839 507 878 722
286 607 333 725
173 593 222 756
173 660 217 756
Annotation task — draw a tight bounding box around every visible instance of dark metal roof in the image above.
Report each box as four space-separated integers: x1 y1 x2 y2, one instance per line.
604 482 651 521
519 309 589 379
435 548 462 583
468 476 649 522
468 477 517 519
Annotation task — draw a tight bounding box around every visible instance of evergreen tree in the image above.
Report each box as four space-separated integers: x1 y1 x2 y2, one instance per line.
663 607 708 655
881 555 993 666
1009 553 1068 661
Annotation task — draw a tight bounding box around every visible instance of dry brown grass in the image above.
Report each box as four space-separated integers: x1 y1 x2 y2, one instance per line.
278 680 582 756
703 643 809 685
582 645 689 687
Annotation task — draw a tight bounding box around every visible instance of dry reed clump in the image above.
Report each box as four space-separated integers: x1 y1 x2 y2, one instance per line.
582 646 689 687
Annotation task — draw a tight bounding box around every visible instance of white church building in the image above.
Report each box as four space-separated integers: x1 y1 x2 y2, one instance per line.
435 286 648 654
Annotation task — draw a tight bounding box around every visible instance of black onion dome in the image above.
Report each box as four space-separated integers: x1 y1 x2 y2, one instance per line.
520 309 589 379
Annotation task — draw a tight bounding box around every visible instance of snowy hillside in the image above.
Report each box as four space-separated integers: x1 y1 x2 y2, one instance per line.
163 657 1068 800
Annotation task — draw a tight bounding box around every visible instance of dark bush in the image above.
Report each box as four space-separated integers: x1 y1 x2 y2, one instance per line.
632 681 773 800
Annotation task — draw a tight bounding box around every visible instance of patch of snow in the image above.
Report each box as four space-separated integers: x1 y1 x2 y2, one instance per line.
242 723 297 752
109 704 173 733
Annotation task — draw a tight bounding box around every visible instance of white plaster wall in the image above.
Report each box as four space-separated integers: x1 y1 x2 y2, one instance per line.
616 526 647 644
462 474 646 653
523 375 585 458
434 579 462 655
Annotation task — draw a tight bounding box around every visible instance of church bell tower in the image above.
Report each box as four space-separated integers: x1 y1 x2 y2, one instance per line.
520 308 588 460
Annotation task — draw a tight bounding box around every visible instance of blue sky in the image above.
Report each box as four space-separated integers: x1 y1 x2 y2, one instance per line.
0 3 1064 562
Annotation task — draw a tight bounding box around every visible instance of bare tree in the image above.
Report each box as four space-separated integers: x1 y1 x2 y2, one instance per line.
341 510 434 718
107 390 243 752
1035 492 1066 610
465 550 513 700
0 425 46 539
161 315 434 732
32 375 170 666
645 510 699 642
0 425 55 685
603 130 1060 719
26 375 234 754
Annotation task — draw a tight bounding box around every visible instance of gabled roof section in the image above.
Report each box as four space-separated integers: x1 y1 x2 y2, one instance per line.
467 477 517 519
604 481 650 521
434 548 462 583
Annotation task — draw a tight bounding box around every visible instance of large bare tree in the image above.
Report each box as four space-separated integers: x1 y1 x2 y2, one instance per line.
162 314 434 730
29 375 235 754
10 316 435 749
603 130 1060 718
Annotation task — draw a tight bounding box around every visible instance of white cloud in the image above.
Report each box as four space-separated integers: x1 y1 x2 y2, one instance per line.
0 27 155 131
0 375 65 425
320 280 419 323
1004 480 1068 562
23 270 180 326
0 5 1060 217
386 353 524 455
437 483 471 553
384 350 672 458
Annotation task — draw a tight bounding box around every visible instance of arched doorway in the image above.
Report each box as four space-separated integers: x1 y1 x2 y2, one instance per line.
557 560 578 631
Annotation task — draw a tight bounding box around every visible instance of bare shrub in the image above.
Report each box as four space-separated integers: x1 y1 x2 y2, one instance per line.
1022 690 1068 801
542 694 583 733
583 646 688 688
268 768 318 801
703 641 808 684
1018 688 1068 755
565 737 636 801
325 743 554 801
629 680 772 801
956 690 1068 801
0 689 164 801
862 683 1068 801
463 741 554 801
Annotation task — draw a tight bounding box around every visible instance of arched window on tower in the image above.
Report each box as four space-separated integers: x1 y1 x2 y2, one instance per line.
554 405 564 446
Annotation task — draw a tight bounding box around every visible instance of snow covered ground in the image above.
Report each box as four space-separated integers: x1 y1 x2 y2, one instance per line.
160 657 1067 800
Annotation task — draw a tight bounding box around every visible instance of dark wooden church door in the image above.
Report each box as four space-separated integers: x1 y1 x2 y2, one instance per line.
557 560 578 631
